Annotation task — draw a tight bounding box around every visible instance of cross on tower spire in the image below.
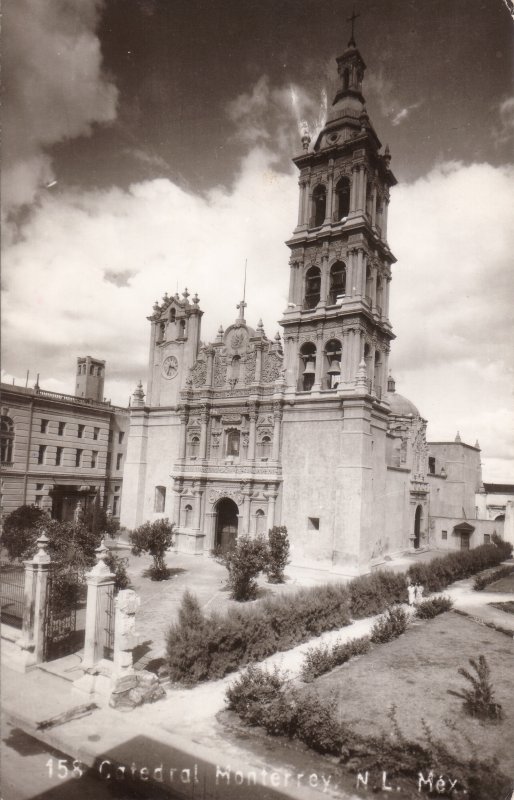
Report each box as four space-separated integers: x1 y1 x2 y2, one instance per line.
347 6 360 47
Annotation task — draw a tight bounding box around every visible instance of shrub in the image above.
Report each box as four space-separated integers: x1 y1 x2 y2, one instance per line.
349 570 408 618
223 535 268 600
415 595 453 619
166 591 213 685
2 505 48 560
105 552 131 593
130 518 174 579
265 526 290 583
448 655 503 721
226 665 289 726
473 565 514 591
407 540 512 592
370 606 408 643
301 636 370 682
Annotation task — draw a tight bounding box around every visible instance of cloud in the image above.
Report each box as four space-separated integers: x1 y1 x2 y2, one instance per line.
1 0 118 216
494 96 514 144
366 69 422 126
392 101 422 126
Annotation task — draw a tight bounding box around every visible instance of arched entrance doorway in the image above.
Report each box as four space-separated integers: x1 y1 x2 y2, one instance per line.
215 498 239 554
413 505 422 549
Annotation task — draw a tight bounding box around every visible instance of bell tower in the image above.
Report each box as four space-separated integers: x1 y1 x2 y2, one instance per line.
280 28 397 399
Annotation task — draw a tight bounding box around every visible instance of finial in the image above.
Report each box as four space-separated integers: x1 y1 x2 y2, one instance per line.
91 538 112 577
474 439 480 450
192 293 200 305
162 291 169 303
275 331 281 342
182 287 190 302
174 292 180 301
455 431 462 443
132 380 145 407
355 358 368 389
359 107 369 132
33 532 51 564
216 325 224 341
153 300 160 312
299 121 311 152
256 318 264 334
236 299 247 322
346 7 360 47
384 144 391 167
387 372 396 393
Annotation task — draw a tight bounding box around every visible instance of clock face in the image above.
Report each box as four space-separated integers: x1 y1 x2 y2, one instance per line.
162 355 178 379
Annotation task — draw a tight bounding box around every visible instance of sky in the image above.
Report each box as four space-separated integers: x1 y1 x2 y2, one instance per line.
2 0 513 481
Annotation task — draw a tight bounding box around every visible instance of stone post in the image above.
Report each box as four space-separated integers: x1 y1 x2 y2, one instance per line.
111 589 140 689
16 533 52 669
82 540 115 669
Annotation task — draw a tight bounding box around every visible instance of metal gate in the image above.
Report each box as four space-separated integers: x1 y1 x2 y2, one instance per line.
43 568 84 661
103 586 115 660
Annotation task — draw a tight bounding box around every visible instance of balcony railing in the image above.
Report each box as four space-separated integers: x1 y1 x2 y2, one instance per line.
33 387 128 413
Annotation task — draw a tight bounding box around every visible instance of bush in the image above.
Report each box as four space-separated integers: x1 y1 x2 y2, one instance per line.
223 535 268 600
226 665 289 726
2 505 48 560
407 540 512 592
473 565 514 591
370 606 408 644
130 518 174 579
301 636 370 682
105 552 131 593
415 595 453 618
349 570 408 618
265 526 290 584
448 655 503 721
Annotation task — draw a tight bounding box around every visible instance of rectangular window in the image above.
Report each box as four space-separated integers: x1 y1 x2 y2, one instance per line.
93 427 100 441
55 446 63 466
226 430 240 457
154 486 166 513
40 419 49 433
75 449 82 467
118 431 125 445
58 421 65 436
484 533 491 544
441 530 447 540
116 453 122 470
428 456 436 475
37 445 46 464
77 424 84 439
36 483 44 490
91 450 98 468
112 496 119 516
308 517 320 531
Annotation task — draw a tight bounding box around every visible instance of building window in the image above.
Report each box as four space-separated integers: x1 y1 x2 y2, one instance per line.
36 483 44 490
118 431 124 445
299 342 316 392
325 339 342 389
441 530 447 540
483 533 491 544
91 450 98 468
58 421 65 436
226 430 240 458
93 427 99 440
154 486 166 513
259 435 271 460
112 496 119 516
184 504 193 527
328 262 346 305
335 176 350 220
37 444 46 465
75 449 82 467
312 184 326 227
308 517 320 531
188 435 200 459
78 424 84 439
1 415 14 464
90 365 95 375
116 453 122 470
41 419 49 433
304 266 321 309
56 447 63 466
255 509 266 536
428 456 436 475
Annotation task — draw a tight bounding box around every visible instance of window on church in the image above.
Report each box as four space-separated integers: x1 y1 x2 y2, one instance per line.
299 342 316 392
1 416 14 464
308 517 320 531
441 530 447 540
312 185 326 228
328 262 346 305
428 456 436 475
226 430 240 458
335 177 350 220
325 339 342 389
259 435 271 460
255 509 266 536
154 486 166 513
189 435 200 459
184 504 193 527
483 533 490 544
304 266 321 309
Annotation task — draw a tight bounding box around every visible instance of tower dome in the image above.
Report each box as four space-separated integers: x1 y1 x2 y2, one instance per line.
386 374 420 417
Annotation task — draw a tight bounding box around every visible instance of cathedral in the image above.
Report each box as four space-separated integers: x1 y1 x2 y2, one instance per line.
121 34 505 574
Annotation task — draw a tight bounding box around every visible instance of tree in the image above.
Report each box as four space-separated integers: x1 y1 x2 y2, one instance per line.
265 526 290 583
223 535 268 601
1 505 47 560
129 518 175 579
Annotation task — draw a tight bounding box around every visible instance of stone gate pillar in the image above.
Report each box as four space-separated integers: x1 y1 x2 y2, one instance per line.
14 533 52 671
82 540 115 669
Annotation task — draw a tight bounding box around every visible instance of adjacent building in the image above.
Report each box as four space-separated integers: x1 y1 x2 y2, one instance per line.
0 358 128 525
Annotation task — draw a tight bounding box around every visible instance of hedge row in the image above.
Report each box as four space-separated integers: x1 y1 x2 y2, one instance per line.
166 539 512 685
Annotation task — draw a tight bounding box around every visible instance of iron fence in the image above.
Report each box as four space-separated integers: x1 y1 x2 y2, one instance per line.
103 586 115 660
0 562 25 629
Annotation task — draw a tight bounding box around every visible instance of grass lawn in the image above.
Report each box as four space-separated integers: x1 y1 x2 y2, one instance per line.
490 601 514 615
305 611 514 776
487 572 514 592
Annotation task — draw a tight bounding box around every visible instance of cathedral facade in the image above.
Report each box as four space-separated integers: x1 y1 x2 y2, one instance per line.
120 37 504 574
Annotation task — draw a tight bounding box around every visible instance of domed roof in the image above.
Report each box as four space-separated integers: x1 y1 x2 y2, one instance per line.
386 390 420 418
